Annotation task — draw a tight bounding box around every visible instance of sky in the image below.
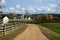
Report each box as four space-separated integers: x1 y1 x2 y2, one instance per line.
0 0 60 14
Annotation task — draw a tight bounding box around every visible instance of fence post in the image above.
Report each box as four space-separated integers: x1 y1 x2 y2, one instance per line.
2 24 6 40
3 24 5 35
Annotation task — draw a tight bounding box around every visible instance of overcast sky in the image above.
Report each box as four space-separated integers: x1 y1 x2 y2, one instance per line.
1 0 60 14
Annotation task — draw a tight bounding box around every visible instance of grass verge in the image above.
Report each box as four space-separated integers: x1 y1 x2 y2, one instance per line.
0 24 27 40
37 24 60 40
39 23 60 34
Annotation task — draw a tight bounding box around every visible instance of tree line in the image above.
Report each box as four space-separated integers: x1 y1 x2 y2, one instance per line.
31 14 53 22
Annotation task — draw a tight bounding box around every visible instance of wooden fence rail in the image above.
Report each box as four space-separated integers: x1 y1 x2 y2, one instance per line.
0 22 24 36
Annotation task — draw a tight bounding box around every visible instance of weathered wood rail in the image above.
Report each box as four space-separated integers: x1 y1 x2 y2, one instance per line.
0 21 25 36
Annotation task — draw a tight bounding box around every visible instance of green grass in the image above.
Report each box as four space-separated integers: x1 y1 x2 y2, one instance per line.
39 23 60 34
38 23 60 40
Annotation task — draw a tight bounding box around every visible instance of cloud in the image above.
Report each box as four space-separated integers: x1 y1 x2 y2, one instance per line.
8 7 15 13
6 4 57 14
44 7 51 11
25 7 52 12
5 9 8 12
35 7 43 11
1 0 5 3
9 7 15 10
34 7 45 11
34 6 56 12
15 10 21 13
21 8 25 11
49 4 57 7
27 7 37 12
48 8 56 12
35 0 43 2
16 5 20 9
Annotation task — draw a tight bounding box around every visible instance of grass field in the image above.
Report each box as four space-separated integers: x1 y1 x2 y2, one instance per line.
39 23 60 40
39 23 60 34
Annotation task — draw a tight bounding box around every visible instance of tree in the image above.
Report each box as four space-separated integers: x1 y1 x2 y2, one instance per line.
41 14 53 22
49 14 53 21
7 13 17 19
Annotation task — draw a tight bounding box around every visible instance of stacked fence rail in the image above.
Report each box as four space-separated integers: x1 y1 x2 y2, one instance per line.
0 21 25 36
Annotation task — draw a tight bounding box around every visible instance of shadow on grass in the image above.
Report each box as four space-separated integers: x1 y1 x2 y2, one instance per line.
0 25 27 40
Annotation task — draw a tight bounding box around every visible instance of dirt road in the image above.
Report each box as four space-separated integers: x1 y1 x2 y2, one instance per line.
13 24 49 40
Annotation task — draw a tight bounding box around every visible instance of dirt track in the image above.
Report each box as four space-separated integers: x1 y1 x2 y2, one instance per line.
13 24 49 40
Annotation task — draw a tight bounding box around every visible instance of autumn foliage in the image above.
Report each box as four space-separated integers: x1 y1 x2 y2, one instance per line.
31 14 53 22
